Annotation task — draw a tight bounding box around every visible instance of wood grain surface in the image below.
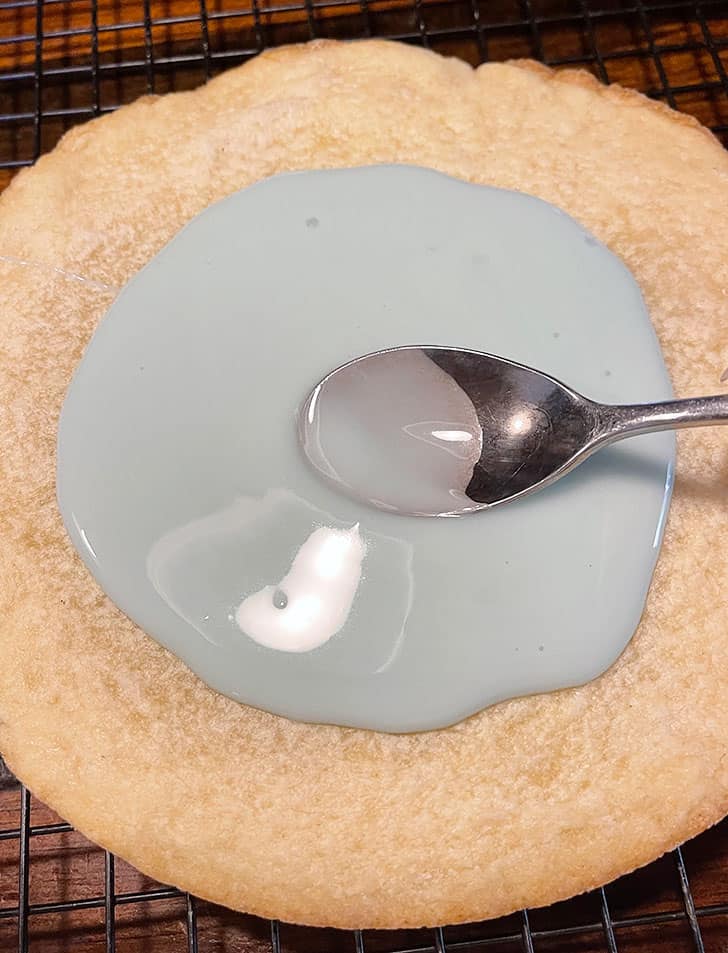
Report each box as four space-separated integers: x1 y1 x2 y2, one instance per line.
1 2 728 950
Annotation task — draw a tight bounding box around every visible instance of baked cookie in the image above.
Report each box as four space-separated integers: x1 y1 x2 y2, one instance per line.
1 39 727 929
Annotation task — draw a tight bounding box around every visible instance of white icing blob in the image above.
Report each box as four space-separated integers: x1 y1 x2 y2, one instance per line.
235 524 365 652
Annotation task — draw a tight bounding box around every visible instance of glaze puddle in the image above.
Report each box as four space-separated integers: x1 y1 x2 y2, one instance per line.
57 166 674 732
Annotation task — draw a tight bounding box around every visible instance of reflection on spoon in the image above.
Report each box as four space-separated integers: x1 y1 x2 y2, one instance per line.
235 524 365 652
300 347 483 517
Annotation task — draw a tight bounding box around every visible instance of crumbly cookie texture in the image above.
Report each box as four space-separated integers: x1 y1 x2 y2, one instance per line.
1 39 727 930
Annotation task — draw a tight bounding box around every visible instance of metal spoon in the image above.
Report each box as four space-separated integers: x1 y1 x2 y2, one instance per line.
299 345 728 516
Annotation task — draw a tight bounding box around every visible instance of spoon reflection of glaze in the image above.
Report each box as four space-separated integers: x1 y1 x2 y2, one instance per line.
300 348 483 517
235 524 365 652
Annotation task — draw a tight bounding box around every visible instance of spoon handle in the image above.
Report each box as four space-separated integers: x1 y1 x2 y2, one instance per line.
599 394 728 441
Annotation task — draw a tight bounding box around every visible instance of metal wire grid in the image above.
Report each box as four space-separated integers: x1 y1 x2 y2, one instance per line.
1 0 728 174
0 766 727 952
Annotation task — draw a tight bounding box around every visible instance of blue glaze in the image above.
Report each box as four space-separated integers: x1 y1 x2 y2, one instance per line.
57 166 674 733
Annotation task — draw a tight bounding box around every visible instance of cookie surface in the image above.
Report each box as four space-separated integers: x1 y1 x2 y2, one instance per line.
1 39 727 929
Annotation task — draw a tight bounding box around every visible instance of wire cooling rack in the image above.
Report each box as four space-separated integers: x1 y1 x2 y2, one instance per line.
0 0 727 183
1 0 728 949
